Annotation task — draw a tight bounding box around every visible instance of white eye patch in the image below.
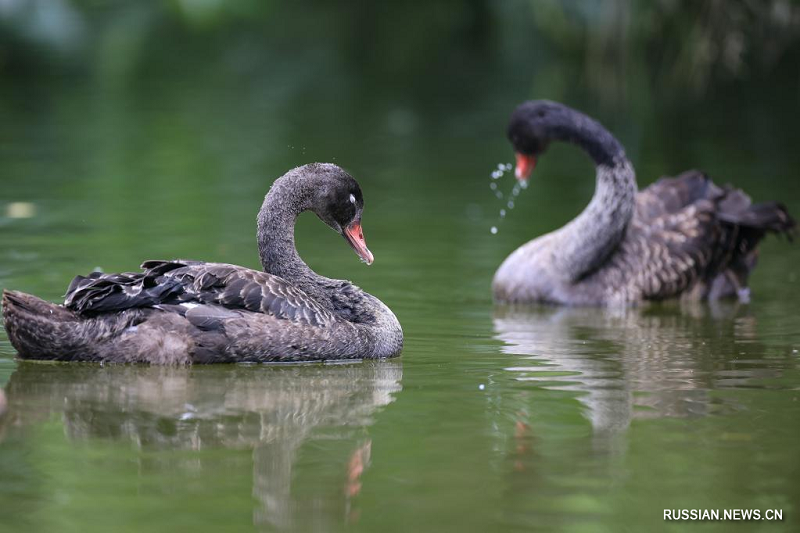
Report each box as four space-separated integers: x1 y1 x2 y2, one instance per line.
349 194 356 204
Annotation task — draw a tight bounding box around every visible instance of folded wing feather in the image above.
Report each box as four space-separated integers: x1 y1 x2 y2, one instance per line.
64 260 336 327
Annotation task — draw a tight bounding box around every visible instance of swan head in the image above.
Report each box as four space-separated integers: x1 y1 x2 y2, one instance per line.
305 163 374 265
507 100 570 182
508 100 625 177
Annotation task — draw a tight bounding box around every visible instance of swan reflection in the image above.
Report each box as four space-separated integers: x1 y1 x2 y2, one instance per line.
0 361 402 530
493 302 772 447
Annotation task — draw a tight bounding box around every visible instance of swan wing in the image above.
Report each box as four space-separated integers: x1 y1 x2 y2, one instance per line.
64 260 337 327
609 170 793 300
635 170 719 221
622 197 723 298
585 171 727 299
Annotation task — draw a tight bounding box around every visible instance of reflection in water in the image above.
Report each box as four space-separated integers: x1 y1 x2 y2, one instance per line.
0 361 402 531
493 302 781 450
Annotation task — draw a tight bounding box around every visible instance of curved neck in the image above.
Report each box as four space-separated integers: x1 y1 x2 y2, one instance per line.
546 108 625 167
529 108 634 281
257 171 321 285
553 158 636 283
255 166 403 355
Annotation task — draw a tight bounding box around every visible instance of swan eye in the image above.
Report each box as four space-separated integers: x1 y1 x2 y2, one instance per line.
349 194 356 204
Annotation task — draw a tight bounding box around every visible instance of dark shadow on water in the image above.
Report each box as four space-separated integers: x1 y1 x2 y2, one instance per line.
0 361 402 531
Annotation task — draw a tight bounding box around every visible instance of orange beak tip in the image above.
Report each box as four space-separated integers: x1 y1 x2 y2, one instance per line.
514 153 536 182
344 222 374 265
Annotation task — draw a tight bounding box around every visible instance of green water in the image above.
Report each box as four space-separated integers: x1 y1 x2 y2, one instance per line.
2 3 800 531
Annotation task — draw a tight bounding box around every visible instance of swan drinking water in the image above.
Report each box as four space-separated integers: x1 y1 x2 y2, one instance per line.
493 100 795 306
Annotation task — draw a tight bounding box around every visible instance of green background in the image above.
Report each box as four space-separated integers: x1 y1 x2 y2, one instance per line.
1 2 799 531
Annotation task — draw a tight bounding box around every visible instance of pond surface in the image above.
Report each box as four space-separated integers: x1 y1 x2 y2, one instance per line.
1 31 800 533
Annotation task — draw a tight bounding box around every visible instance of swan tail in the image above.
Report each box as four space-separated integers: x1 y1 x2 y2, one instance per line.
2 289 86 360
738 201 795 237
717 188 796 237
707 191 795 300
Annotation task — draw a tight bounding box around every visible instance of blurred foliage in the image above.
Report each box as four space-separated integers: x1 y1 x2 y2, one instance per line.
531 0 800 99
1 0 799 101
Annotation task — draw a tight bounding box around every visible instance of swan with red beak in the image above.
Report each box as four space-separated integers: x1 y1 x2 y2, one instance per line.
343 220 373 265
514 153 537 181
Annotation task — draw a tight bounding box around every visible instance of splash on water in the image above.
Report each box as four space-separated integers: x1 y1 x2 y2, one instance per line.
487 162 525 235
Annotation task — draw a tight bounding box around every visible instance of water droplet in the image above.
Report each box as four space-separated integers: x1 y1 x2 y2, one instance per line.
519 180 528 190
487 162 523 234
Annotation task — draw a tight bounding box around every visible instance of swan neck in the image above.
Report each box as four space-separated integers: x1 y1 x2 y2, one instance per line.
256 175 317 282
548 108 625 167
553 158 637 281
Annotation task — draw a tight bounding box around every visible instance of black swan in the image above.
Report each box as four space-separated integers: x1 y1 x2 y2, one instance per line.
493 100 795 306
2 163 403 363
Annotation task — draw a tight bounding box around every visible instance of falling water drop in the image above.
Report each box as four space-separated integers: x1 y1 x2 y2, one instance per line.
487 162 520 233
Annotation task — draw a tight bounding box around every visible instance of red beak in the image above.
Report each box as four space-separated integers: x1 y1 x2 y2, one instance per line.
515 153 537 181
343 221 374 265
